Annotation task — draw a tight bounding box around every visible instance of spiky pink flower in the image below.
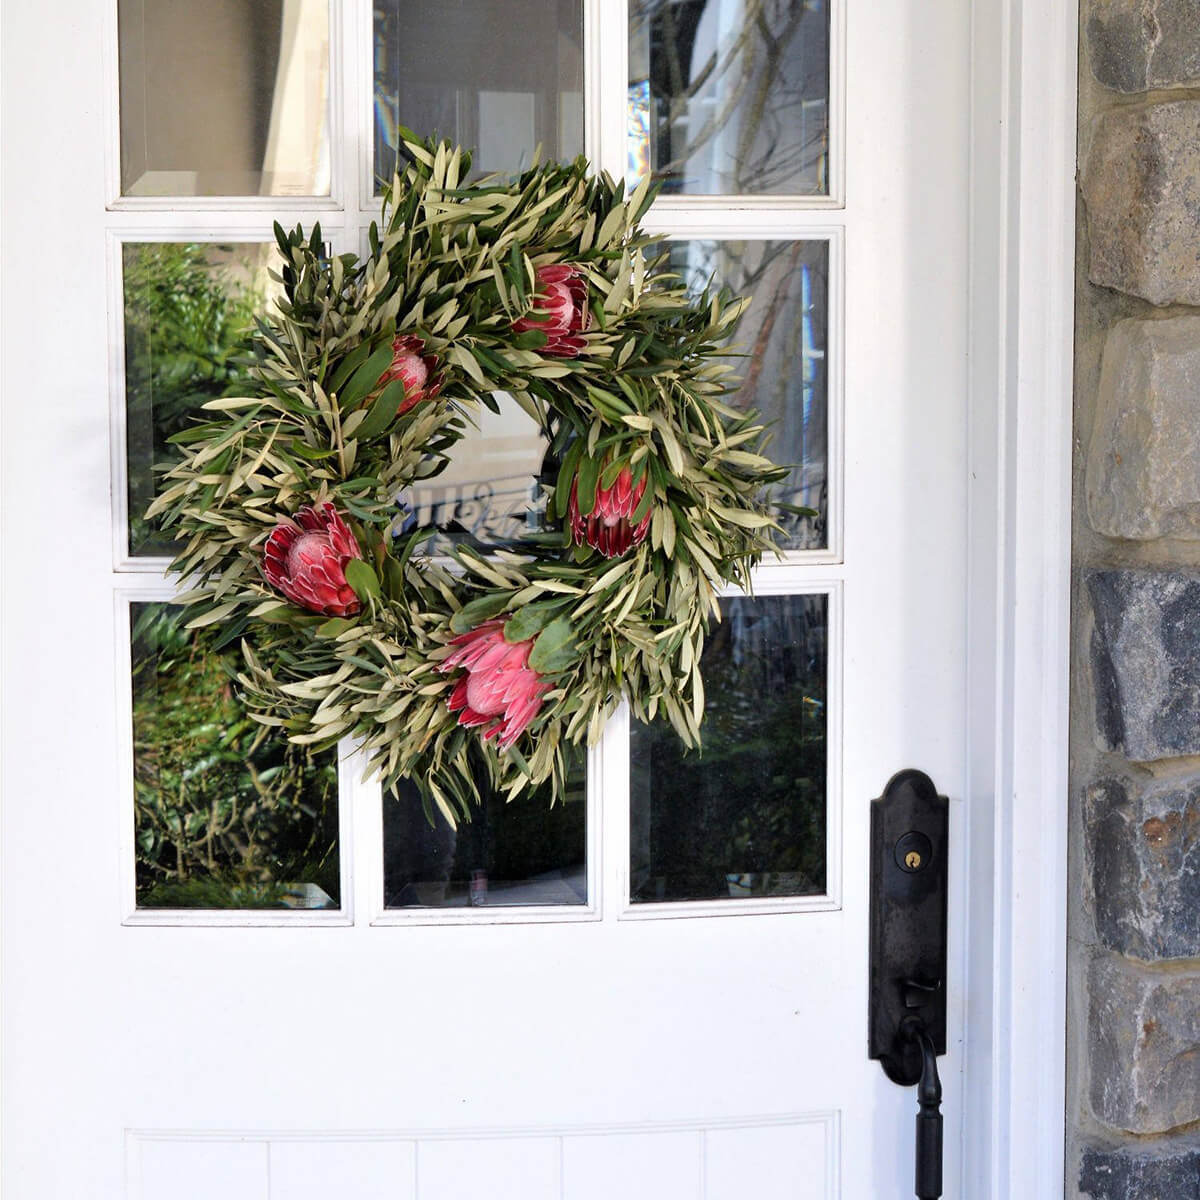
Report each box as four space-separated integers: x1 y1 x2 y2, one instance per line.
262 503 364 617
568 464 651 558
511 263 590 358
377 334 442 414
439 620 551 751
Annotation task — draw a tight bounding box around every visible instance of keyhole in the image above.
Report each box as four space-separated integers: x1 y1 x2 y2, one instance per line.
894 830 933 873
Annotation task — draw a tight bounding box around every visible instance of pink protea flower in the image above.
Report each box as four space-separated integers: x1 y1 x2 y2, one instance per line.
511 263 590 358
376 334 442 415
262 502 364 617
439 620 552 751
568 464 651 558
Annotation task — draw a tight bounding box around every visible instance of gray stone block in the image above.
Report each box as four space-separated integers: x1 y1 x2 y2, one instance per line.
1080 1138 1200 1198
1081 101 1200 306
1088 953 1200 1133
1086 0 1200 92
1084 776 1200 958
1086 317 1200 540
1088 570 1200 760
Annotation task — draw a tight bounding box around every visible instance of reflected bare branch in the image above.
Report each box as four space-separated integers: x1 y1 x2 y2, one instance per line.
630 0 829 195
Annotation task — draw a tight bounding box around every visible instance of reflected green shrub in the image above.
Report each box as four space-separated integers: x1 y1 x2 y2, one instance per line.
132 603 339 908
123 242 263 555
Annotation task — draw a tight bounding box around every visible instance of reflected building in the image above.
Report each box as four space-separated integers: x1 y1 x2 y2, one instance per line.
119 0 331 197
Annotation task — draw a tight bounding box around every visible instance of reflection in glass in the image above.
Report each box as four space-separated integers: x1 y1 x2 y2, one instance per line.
630 593 827 903
660 239 828 549
373 0 584 189
118 0 331 197
123 242 280 558
398 393 552 554
628 0 829 195
384 748 587 907
131 603 340 909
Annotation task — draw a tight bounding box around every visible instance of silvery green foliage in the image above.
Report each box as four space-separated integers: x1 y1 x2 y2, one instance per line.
151 133 787 823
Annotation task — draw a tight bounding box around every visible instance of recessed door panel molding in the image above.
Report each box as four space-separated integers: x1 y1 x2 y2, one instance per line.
126 1114 838 1200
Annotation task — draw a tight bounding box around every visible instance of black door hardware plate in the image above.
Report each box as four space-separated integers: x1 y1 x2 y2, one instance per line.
868 768 949 1087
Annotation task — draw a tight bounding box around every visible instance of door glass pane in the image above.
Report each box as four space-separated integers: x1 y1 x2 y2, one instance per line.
659 238 829 549
372 0 584 190
628 0 830 195
629 593 827 903
130 603 341 909
123 241 282 558
401 392 553 553
384 748 587 908
118 0 331 197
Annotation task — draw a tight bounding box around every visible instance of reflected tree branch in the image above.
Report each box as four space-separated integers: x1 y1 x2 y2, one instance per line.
639 0 826 193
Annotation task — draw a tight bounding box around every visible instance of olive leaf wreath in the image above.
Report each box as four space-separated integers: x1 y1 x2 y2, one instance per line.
150 132 789 825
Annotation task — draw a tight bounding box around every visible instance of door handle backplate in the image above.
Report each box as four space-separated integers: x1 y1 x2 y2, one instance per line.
868 768 949 1083
868 769 949 1199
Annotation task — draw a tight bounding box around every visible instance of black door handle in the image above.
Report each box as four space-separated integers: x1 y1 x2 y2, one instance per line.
908 1019 944 1199
868 770 949 1199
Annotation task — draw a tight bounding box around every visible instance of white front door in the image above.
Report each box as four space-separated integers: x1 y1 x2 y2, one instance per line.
3 2 975 1197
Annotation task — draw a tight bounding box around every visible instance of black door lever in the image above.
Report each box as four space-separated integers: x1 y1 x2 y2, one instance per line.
868 770 949 1199
906 1018 943 1200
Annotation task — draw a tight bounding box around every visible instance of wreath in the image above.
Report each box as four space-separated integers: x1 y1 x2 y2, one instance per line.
151 133 788 824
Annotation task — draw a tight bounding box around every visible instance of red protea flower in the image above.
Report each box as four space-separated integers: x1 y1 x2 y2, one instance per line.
376 334 442 415
439 620 552 751
568 464 651 558
511 263 590 358
262 503 364 617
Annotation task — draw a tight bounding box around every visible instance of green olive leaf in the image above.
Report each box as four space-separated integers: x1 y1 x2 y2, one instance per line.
599 458 626 490
149 132 788 818
575 453 601 518
317 616 358 638
337 345 395 411
503 600 567 644
449 592 511 634
353 379 408 441
383 555 406 600
528 615 578 675
344 558 383 602
327 340 373 393
553 439 585 519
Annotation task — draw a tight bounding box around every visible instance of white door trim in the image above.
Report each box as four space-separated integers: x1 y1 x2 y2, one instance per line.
965 0 1075 1195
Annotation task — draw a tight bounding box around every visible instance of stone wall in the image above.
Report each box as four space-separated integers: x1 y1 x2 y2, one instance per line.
1072 2 1200 1194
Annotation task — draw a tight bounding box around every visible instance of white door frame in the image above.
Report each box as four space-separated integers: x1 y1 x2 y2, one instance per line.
0 0 1077 1194
964 0 1075 1195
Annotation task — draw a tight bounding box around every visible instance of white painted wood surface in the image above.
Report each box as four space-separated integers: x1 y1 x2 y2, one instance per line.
0 0 1076 1196
127 1116 835 1200
961 0 1077 1194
